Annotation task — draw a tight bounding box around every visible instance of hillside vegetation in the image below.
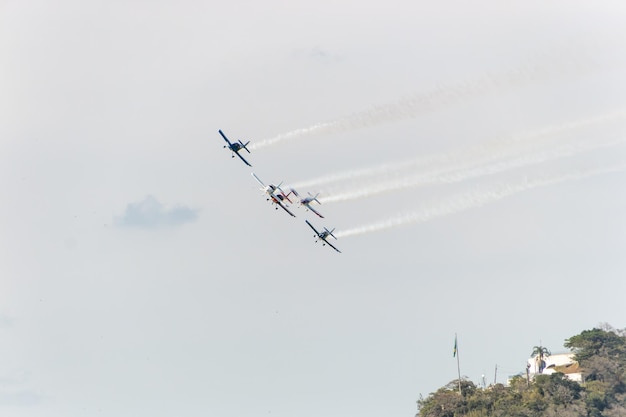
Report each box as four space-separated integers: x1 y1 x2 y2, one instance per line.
417 325 626 417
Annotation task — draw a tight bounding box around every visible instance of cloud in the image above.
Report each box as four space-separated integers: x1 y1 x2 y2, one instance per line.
0 390 43 406
0 314 13 329
0 369 41 407
115 195 199 229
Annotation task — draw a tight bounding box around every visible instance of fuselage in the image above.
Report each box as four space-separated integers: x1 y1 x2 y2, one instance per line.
229 143 243 152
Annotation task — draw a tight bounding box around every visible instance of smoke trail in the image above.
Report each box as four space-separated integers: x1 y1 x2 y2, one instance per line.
290 110 626 191
323 136 626 203
290 158 427 190
251 49 594 151
335 163 626 238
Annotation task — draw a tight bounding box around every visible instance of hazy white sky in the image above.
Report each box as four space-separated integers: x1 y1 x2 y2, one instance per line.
2 1 626 416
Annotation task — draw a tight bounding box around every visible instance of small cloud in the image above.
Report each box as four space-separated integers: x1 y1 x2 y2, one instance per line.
115 195 199 229
0 390 43 406
0 314 13 329
309 46 331 59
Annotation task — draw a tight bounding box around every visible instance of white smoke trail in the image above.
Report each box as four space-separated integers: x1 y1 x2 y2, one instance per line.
290 157 428 190
251 121 336 151
323 136 626 203
290 109 626 191
335 163 626 238
251 50 594 151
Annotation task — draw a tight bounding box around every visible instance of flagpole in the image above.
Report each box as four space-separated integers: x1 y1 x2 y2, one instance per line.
455 333 462 395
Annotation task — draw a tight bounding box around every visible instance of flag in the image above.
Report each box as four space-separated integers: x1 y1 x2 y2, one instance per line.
453 335 457 357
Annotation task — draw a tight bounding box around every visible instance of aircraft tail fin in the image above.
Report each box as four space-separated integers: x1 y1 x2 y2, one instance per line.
240 140 251 153
282 190 294 204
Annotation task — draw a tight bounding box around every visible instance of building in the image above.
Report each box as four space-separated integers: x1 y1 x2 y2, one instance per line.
528 352 582 382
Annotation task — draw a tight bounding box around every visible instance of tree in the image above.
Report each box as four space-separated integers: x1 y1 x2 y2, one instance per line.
530 345 551 374
564 328 626 363
533 373 581 405
601 393 626 417
417 326 626 417
564 327 626 399
417 383 464 417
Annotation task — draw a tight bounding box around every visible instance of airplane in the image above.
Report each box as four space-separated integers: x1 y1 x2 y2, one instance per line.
219 129 252 167
252 173 296 217
305 220 341 253
291 189 324 218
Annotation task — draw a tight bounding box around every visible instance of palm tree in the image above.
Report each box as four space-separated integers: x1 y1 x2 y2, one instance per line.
531 345 551 374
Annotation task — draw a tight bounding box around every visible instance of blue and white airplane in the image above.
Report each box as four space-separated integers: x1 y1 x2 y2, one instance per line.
219 129 252 167
305 220 341 253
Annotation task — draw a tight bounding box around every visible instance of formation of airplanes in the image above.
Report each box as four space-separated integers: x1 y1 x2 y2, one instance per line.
219 129 340 253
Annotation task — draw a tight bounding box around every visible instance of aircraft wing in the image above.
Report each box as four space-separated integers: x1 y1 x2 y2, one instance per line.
305 220 319 235
324 239 342 253
307 204 324 218
235 151 252 167
218 129 232 146
252 173 266 188
276 201 296 217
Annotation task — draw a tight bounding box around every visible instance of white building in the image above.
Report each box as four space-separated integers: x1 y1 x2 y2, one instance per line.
528 352 582 382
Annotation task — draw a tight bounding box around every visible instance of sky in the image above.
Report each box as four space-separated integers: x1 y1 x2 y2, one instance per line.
1 1 626 416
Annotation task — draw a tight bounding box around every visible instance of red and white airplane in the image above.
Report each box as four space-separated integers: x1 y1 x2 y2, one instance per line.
291 189 324 218
252 173 296 217
305 220 341 253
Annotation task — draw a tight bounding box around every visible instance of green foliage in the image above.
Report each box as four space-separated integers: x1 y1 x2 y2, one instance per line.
564 328 626 363
417 325 626 417
583 381 607 417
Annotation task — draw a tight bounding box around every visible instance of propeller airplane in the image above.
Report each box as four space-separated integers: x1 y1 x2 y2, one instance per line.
291 189 324 218
305 220 341 253
252 173 296 217
219 129 252 167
